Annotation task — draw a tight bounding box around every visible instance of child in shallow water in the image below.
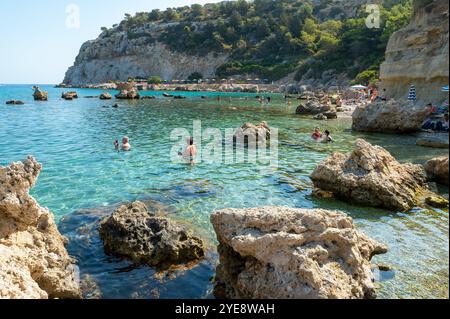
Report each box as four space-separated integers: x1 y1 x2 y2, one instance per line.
122 136 131 151
312 127 322 140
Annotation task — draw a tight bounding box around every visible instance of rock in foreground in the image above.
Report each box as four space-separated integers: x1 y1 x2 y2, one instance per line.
352 100 428 133
99 201 205 268
211 207 387 299
0 157 81 299
310 139 428 211
425 156 449 185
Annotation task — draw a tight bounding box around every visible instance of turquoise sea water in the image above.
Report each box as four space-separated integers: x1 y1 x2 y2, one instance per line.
0 84 448 299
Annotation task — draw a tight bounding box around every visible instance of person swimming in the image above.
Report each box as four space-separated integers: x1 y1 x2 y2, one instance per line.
114 139 120 152
122 136 131 151
178 137 197 164
322 130 334 143
312 127 322 140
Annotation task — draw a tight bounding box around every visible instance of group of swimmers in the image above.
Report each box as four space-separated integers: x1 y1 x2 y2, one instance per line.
312 127 333 143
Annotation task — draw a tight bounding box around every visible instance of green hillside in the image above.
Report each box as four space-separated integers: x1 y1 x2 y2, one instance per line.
103 0 413 84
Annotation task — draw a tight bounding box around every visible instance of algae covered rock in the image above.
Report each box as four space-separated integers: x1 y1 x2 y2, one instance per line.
99 201 205 268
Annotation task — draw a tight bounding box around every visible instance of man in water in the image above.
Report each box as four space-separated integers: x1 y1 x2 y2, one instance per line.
122 136 131 151
178 137 197 165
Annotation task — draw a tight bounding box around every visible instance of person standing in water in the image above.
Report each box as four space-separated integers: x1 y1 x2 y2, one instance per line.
122 136 131 151
312 127 322 140
322 130 334 143
178 137 197 165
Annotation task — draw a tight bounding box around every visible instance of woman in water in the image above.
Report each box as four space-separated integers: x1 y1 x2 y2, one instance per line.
322 130 334 143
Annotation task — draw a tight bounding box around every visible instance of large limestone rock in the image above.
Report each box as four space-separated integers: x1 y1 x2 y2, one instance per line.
379 0 449 103
310 139 428 211
0 157 81 299
211 206 387 299
352 99 428 133
296 100 333 116
425 156 449 185
234 121 271 145
99 201 206 268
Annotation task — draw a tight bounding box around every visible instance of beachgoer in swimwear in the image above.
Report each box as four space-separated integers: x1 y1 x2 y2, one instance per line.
322 130 333 143
312 127 322 140
122 136 131 151
179 137 197 164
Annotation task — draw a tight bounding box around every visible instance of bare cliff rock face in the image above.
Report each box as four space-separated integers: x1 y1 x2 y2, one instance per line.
310 139 428 211
352 99 429 132
211 207 387 299
0 157 81 299
63 24 229 86
380 0 449 103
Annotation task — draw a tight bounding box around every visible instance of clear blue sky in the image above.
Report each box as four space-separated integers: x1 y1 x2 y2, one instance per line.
0 0 224 84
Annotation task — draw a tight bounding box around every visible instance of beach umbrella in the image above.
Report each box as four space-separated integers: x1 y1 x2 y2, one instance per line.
408 84 416 101
442 85 449 92
350 84 367 90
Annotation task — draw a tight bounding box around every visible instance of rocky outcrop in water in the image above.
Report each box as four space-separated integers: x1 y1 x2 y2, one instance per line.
32 86 48 101
416 134 449 148
99 92 112 100
99 201 205 268
352 99 428 133
62 91 79 100
211 206 387 299
0 157 81 299
234 121 271 144
425 156 449 185
379 0 449 103
310 139 428 211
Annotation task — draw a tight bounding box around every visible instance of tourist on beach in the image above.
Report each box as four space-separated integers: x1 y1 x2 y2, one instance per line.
322 130 334 143
336 97 342 108
179 137 197 164
267 96 271 103
122 136 131 151
425 103 438 115
312 127 322 140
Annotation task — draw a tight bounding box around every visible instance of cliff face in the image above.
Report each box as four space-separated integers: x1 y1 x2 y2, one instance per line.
63 23 229 85
380 0 449 103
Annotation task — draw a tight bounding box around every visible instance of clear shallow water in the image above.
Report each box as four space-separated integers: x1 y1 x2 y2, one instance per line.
0 84 448 299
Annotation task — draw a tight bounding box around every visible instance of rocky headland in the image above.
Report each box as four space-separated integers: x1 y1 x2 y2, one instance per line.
0 157 81 299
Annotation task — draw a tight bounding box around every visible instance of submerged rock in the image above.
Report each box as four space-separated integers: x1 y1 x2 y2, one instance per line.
424 156 449 185
0 157 81 299
416 135 449 149
211 207 387 299
352 100 428 133
310 139 428 211
5 100 24 105
99 201 205 269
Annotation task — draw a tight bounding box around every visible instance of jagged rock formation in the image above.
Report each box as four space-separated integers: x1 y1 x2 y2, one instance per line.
310 139 428 211
63 30 229 86
99 92 112 100
99 201 205 268
211 206 387 299
61 91 79 100
0 157 81 299
352 99 428 133
379 0 449 103
425 156 449 185
234 121 271 145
